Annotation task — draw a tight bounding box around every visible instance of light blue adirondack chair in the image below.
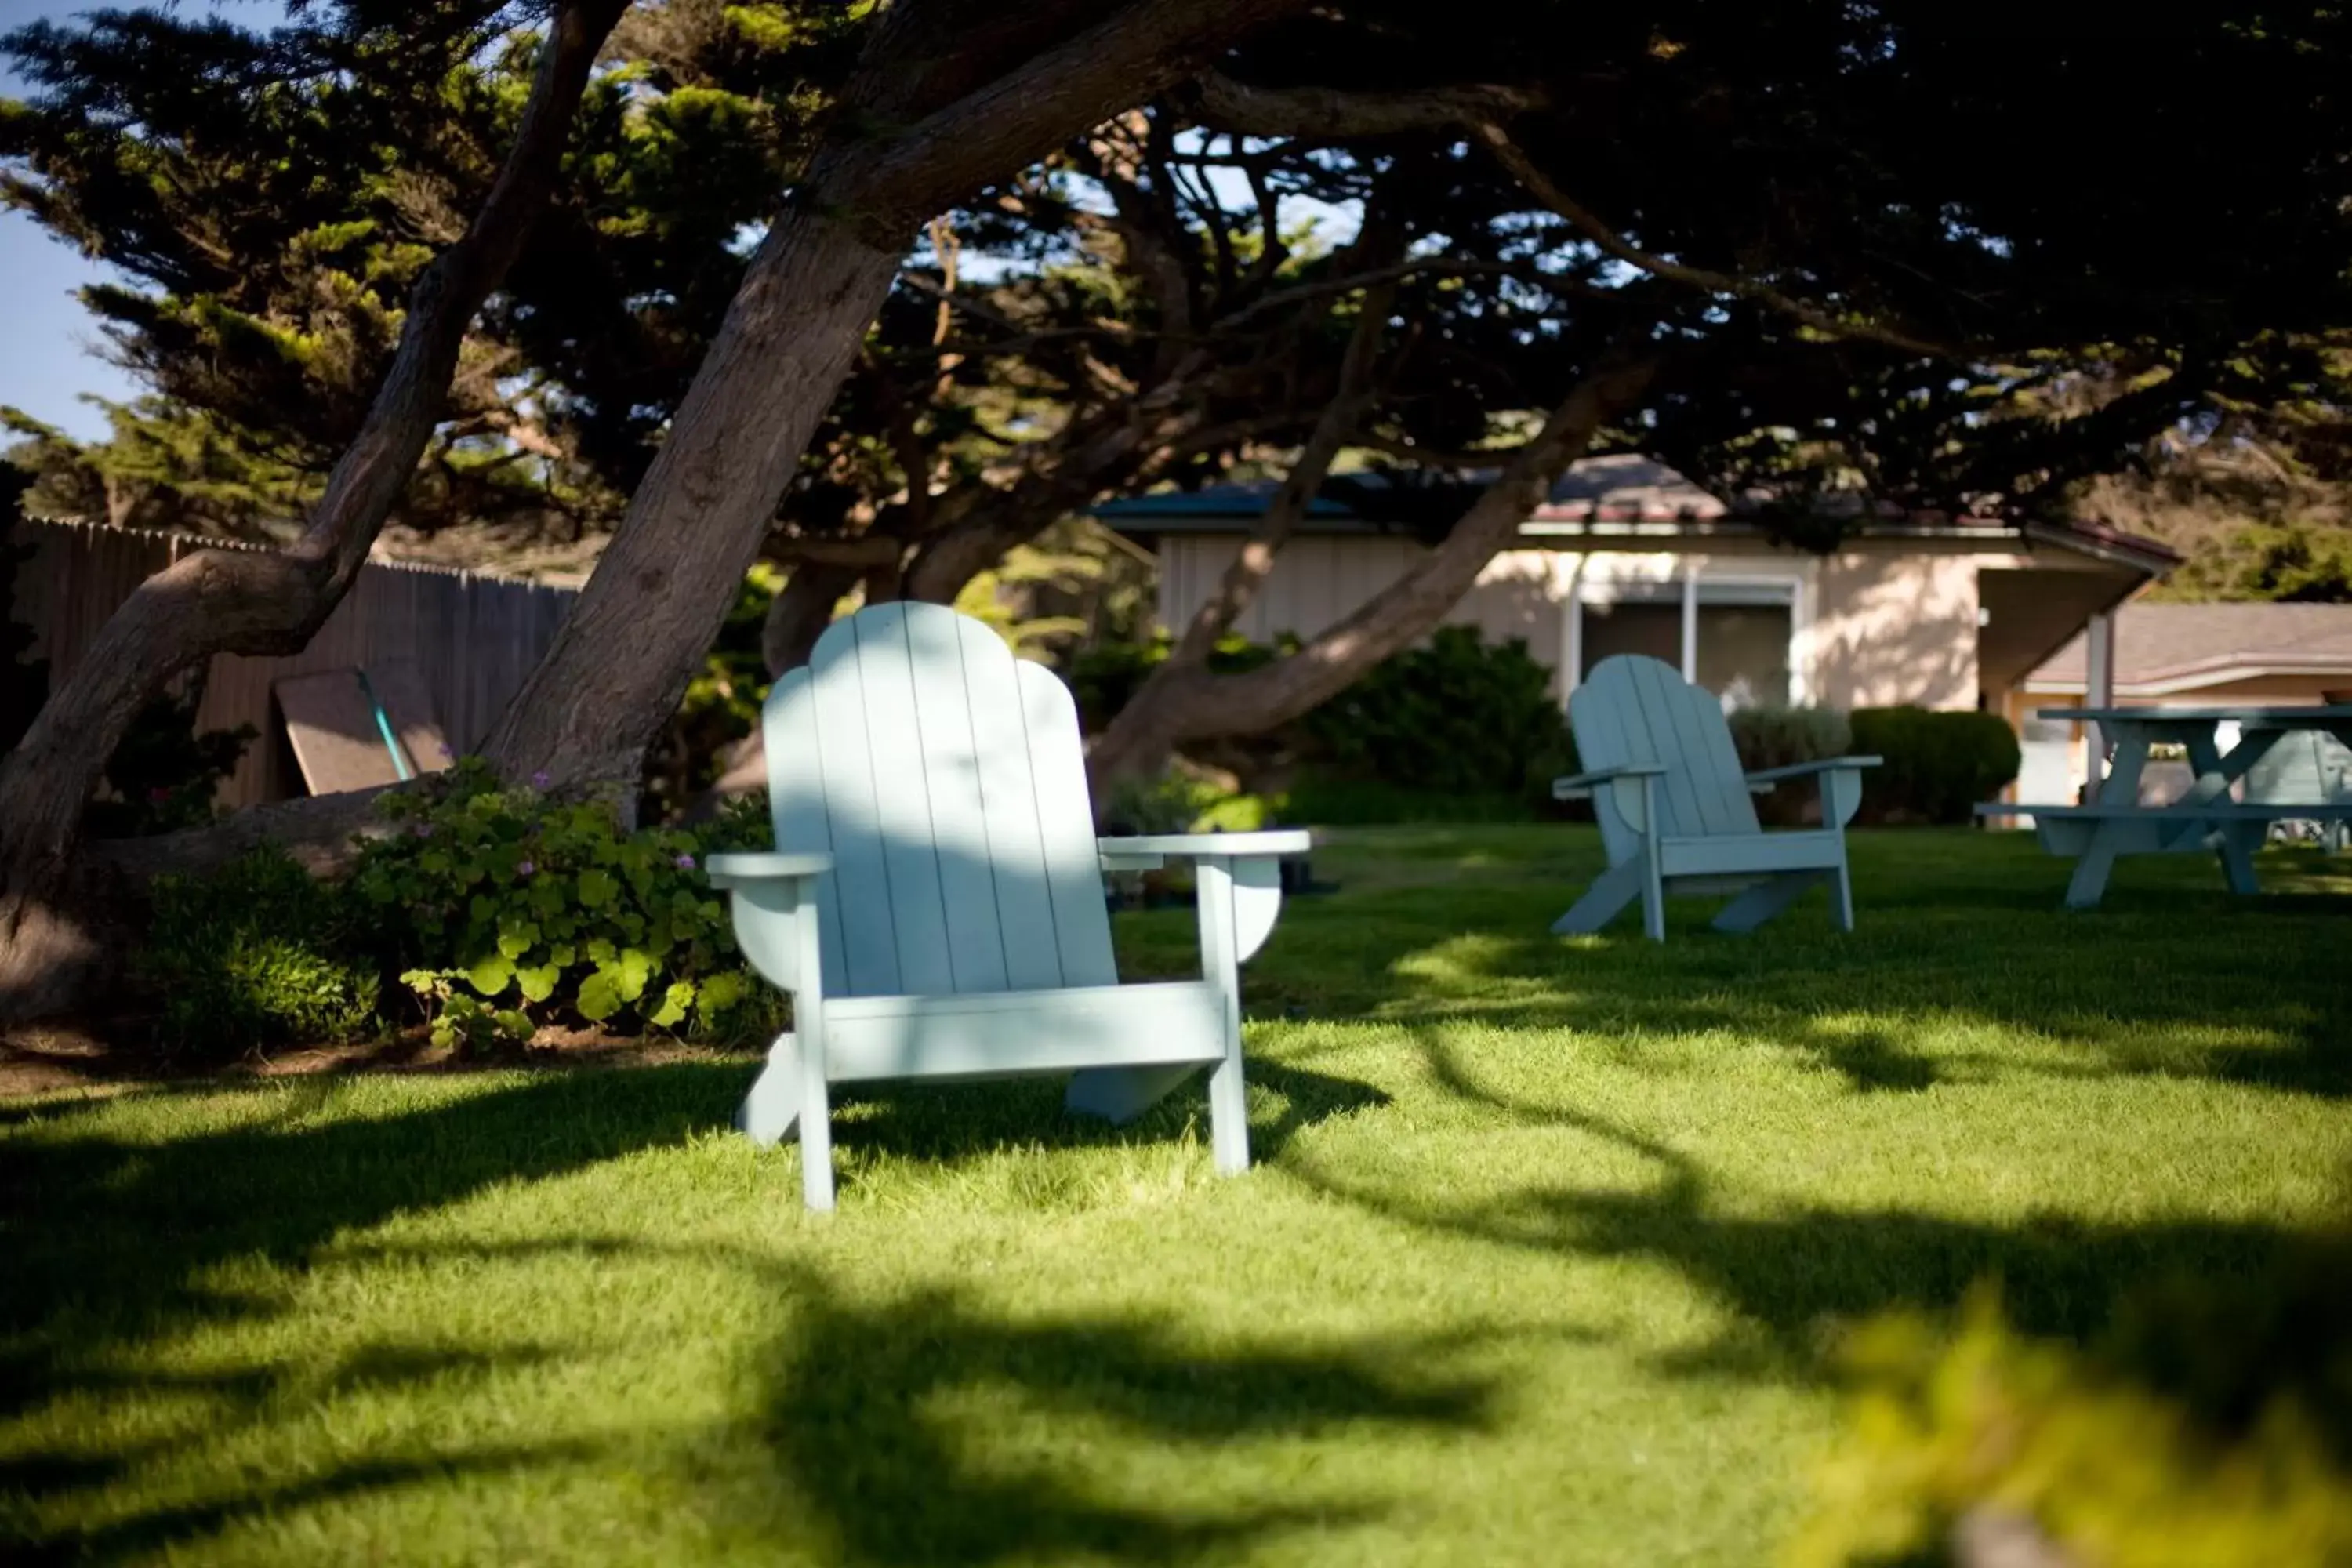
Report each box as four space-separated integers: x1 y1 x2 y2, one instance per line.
705 601 1310 1210
1550 655 1879 941
2246 728 2352 853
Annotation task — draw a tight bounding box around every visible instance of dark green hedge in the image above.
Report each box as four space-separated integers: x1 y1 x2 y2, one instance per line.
1849 706 2022 825
1070 627 1576 818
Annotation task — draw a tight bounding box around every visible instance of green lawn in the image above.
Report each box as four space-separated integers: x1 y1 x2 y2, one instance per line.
4 827 2348 1566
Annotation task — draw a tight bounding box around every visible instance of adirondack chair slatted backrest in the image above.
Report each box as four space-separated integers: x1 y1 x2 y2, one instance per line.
2245 730 2352 807
1570 655 1759 862
762 602 1119 999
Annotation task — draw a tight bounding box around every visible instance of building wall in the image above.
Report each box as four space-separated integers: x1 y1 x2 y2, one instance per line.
1811 546 1980 711
15 520 575 808
1154 532 2056 712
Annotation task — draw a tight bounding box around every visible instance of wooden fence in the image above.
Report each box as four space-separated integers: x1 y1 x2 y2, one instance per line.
12 520 576 809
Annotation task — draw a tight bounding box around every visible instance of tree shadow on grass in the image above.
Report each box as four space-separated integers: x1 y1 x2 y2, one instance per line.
2 1057 1402 1561
0 1065 750 1425
1297 1037 2321 1384
9 1224 1501 1566
1243 858 2352 1097
746 1261 1492 1566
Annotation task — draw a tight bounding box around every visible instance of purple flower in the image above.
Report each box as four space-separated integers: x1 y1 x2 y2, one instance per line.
531 770 550 789
436 742 455 760
674 853 697 871
411 822 434 838
517 859 536 877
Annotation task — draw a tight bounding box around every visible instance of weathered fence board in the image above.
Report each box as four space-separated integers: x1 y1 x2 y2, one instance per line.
11 520 575 809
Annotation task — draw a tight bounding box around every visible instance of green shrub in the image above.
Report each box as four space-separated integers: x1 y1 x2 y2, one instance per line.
351 760 760 1050
1071 626 1577 821
1727 706 1854 827
1726 705 1853 774
1305 626 1573 800
1282 775 1541 826
1098 768 1277 835
135 849 377 1056
1849 706 2022 825
1793 1221 2352 1568
83 688 255 837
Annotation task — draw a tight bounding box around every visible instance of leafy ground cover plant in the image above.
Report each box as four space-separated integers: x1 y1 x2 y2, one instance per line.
353 760 760 1049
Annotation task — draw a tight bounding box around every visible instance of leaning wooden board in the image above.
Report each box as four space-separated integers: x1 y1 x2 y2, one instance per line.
273 659 453 794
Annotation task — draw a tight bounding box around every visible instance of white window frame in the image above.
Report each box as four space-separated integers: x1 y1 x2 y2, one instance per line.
1561 558 1813 709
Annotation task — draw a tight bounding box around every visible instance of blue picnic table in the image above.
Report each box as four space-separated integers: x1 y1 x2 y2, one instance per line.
1979 705 2352 909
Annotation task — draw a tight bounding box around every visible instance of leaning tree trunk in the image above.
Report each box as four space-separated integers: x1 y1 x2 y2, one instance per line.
483 0 1308 787
1086 358 1660 794
0 0 630 1018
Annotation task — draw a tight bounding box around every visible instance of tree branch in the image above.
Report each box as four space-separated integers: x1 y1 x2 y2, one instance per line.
1470 122 1959 361
1192 71 1549 137
1167 275 1397 666
835 0 1318 237
1214 256 1596 330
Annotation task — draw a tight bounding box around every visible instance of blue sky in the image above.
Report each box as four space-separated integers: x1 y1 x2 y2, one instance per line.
0 0 144 440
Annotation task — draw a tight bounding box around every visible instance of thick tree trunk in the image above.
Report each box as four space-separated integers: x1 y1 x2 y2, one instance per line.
484 214 906 789
762 561 866 677
1086 358 1659 794
483 0 1307 786
0 0 629 1019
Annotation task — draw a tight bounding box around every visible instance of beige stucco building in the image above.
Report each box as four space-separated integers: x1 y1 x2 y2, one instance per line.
1101 455 2176 725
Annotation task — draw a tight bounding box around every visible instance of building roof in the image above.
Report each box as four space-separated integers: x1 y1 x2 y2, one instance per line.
2028 602 2352 696
1092 454 2180 574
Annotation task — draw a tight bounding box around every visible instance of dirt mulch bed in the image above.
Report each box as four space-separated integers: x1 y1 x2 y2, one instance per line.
0 1022 753 1102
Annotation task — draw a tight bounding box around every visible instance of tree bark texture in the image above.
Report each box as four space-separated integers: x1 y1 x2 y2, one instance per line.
1085 358 1659 793
0 0 630 1018
482 0 1311 786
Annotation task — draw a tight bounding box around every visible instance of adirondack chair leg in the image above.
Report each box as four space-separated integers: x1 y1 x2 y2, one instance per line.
1831 859 1857 932
1639 845 1666 943
1711 870 1828 934
1196 858 1251 1176
735 1032 804 1147
798 1038 835 1212
1552 856 1644 935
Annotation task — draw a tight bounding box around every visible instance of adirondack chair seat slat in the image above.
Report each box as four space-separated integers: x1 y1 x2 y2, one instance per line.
1656 830 1849 878
822 982 1226 1083
1552 654 1875 941
710 601 1309 1210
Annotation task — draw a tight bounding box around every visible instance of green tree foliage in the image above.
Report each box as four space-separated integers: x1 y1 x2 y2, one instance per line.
0 2 862 544
2078 352 2352 603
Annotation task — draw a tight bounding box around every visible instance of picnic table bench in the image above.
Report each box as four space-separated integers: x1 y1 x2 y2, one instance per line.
1978 706 2352 909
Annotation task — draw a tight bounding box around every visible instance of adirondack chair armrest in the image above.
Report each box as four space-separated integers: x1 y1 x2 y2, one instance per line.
1743 755 1883 786
1551 764 1664 801
703 852 834 994
1095 830 1313 871
1097 832 1311 965
1740 756 1879 827
702 851 836 889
